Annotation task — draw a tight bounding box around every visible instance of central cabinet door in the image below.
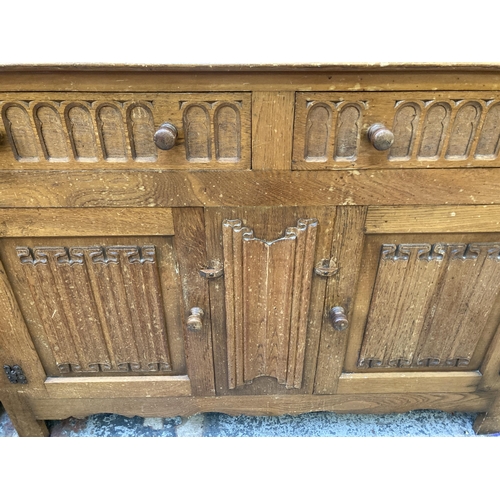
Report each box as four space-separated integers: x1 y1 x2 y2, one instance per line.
205 207 338 395
0 207 215 398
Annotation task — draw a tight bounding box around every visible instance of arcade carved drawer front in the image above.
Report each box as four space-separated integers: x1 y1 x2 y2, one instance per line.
0 92 251 169
1 65 500 437
293 91 500 169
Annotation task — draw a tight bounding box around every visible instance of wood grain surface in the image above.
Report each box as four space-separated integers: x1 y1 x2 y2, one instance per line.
252 92 294 170
3 169 500 208
366 205 500 233
206 206 336 396
44 375 191 399
28 392 494 422
172 208 215 396
3 68 500 93
0 208 174 236
0 392 49 437
314 207 367 394
337 371 481 394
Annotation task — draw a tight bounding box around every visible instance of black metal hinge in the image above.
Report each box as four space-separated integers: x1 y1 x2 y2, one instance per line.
3 365 27 384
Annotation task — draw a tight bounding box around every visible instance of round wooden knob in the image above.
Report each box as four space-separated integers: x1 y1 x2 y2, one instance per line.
153 122 178 150
187 307 204 332
329 306 349 331
367 123 394 151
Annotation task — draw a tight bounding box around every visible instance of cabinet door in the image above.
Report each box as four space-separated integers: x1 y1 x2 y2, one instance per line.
0 207 215 398
205 206 339 395
317 205 500 395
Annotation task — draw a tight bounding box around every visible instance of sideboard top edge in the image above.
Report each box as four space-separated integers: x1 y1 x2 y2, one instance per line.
1 62 500 73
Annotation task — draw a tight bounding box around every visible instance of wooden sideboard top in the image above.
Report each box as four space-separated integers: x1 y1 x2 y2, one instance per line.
1 64 500 93
1 63 500 71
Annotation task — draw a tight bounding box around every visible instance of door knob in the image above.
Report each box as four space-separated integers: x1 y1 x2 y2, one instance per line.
154 122 178 150
367 123 394 151
329 306 349 331
187 307 204 332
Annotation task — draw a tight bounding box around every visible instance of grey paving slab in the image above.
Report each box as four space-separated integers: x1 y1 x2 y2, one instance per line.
202 410 481 437
0 405 18 437
2 402 498 437
47 414 182 437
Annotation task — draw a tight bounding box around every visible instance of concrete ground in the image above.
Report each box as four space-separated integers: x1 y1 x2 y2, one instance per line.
1 403 497 436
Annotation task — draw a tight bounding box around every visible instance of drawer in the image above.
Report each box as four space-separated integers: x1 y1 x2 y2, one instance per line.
293 91 500 170
0 92 251 170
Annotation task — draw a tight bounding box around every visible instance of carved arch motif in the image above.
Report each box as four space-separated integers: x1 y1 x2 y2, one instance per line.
34 103 69 161
389 102 421 159
127 103 157 161
214 103 241 161
304 103 331 161
65 104 98 161
183 104 211 161
96 103 127 160
2 103 39 160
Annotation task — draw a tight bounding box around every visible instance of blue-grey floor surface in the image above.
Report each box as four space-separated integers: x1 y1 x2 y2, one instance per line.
1 403 498 436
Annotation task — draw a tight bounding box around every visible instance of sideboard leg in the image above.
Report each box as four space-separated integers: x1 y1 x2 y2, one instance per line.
2 393 49 437
474 394 500 435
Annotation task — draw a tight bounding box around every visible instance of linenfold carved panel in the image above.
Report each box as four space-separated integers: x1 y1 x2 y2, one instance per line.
358 242 500 369
222 218 318 389
17 245 171 374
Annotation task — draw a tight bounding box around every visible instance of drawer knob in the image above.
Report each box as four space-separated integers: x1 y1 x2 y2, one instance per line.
187 307 204 332
367 123 394 151
154 122 178 150
329 306 349 331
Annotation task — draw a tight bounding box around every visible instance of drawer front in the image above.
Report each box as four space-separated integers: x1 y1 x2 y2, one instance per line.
293 91 500 170
0 92 251 170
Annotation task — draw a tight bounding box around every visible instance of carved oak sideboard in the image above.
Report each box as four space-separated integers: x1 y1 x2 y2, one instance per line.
1 64 500 436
